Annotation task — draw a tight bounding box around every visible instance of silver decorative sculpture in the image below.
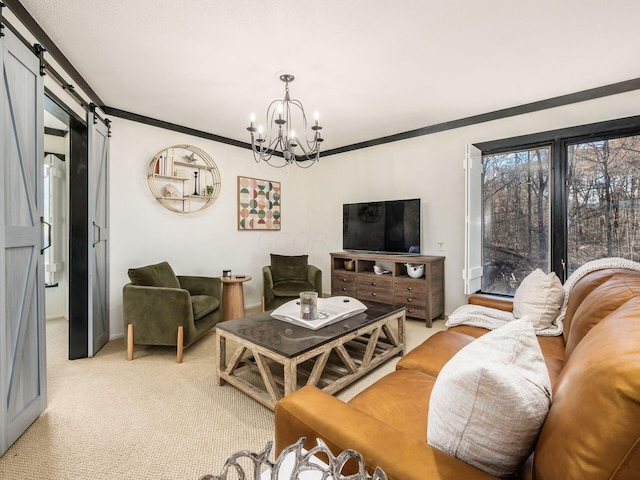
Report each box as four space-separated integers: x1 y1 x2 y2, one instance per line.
199 437 387 480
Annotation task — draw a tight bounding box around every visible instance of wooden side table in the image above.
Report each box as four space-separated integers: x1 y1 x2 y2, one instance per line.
221 275 252 321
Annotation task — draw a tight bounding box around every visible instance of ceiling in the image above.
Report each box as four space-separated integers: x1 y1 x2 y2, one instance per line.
15 0 640 152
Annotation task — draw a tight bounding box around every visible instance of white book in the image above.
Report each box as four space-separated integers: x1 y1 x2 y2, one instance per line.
271 296 368 330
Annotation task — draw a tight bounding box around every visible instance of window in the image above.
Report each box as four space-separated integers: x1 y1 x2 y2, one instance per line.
482 147 550 295
566 135 640 276
475 116 640 295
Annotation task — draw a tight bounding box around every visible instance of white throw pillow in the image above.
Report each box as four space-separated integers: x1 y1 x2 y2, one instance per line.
427 319 551 478
513 269 564 330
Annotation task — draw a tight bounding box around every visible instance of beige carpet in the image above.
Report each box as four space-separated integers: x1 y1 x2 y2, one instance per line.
0 315 445 479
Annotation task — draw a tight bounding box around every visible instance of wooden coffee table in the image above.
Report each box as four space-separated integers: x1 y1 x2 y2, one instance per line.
215 301 406 410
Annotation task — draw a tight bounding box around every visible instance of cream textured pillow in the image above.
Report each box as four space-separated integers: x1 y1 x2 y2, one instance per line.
427 319 551 478
513 268 564 330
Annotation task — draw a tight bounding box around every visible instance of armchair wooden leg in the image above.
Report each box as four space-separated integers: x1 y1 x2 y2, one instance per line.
177 325 184 363
127 324 134 360
261 296 265 312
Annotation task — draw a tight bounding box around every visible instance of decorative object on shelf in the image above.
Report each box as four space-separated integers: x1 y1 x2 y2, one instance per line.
192 171 199 196
237 176 281 230
163 184 180 198
405 263 424 278
374 265 391 275
247 73 323 168
198 437 387 480
344 259 355 271
147 144 221 214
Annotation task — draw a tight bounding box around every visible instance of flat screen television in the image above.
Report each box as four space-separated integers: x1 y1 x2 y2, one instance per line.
343 198 421 254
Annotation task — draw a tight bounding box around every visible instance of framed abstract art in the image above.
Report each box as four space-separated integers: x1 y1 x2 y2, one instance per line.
237 176 281 230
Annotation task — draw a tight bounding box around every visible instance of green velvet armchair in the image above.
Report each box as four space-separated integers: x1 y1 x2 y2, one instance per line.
262 254 322 311
123 261 222 363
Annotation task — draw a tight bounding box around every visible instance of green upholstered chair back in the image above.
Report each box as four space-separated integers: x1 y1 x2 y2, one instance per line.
270 254 308 284
128 261 181 289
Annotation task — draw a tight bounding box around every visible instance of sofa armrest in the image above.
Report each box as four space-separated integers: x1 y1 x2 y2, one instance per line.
262 266 275 307
123 284 193 344
275 386 496 480
177 275 222 299
468 293 513 312
308 265 322 294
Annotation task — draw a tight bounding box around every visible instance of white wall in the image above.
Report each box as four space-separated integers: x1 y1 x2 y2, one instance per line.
109 90 640 338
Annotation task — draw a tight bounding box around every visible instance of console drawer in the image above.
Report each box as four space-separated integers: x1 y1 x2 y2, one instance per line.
357 286 394 304
404 305 427 320
332 284 356 296
394 278 427 294
394 291 427 307
357 275 393 289
332 272 356 297
333 272 356 286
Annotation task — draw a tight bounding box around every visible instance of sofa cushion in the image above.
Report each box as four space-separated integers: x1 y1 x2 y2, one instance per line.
349 369 436 441
191 295 220 321
128 261 181 289
271 254 308 283
513 269 564 330
427 318 552 478
396 331 475 377
272 280 315 297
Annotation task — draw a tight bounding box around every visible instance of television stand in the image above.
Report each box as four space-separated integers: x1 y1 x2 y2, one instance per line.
330 252 445 327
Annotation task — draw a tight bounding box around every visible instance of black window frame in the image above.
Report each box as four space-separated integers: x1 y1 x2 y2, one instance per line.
476 114 640 287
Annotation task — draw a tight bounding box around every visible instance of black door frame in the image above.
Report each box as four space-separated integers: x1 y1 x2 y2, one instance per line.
44 93 90 359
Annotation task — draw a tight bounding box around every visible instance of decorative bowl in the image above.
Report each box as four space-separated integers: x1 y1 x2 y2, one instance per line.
405 263 424 278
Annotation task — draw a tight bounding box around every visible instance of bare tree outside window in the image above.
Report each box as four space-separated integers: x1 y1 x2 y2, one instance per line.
567 135 640 275
482 147 550 294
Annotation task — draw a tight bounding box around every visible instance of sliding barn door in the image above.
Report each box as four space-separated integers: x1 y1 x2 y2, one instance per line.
87 111 109 356
0 29 46 455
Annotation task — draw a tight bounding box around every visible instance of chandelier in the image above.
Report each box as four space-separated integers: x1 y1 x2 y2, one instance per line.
247 74 323 168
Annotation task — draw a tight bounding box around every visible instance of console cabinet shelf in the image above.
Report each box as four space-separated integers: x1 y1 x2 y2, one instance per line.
330 252 445 327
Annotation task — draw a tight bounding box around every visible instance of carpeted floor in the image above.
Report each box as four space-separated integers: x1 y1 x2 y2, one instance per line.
0 315 445 479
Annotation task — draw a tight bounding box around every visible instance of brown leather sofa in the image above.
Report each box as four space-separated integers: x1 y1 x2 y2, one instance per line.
274 268 640 479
